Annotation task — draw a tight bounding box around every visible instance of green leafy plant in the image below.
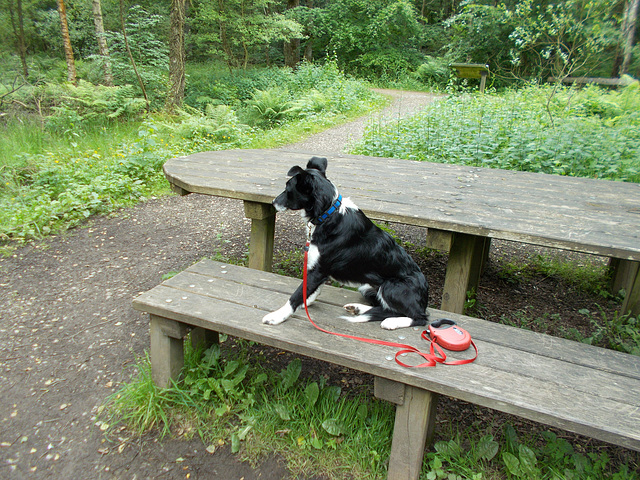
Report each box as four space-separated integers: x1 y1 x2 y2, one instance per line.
352 84 640 183
580 307 640 355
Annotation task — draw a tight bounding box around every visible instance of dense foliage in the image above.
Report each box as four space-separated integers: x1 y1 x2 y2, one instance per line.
0 62 380 245
352 83 640 182
1 0 638 91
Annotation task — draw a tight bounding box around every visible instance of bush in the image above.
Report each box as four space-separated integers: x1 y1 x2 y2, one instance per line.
352 84 640 182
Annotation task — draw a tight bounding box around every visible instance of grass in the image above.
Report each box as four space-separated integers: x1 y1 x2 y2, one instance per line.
102 335 639 479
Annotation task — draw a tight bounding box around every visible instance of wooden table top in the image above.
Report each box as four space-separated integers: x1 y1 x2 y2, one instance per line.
164 149 640 261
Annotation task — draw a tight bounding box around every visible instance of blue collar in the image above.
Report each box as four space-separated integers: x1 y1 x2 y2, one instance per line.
313 195 342 225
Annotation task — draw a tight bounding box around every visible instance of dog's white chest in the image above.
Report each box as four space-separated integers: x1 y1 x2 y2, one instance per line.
306 244 320 270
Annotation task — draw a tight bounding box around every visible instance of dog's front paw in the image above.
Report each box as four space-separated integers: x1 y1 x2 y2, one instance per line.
262 303 294 326
381 317 413 330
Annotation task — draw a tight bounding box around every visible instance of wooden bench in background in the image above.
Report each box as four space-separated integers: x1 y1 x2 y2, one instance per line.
132 259 640 480
450 63 490 93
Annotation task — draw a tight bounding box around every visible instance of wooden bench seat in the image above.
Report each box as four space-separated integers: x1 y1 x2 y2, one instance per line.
132 259 640 480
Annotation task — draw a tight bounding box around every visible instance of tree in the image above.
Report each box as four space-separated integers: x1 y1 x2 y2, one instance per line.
165 0 186 112
92 0 114 86
190 0 303 70
283 0 300 68
57 0 77 84
6 0 29 78
118 0 149 109
620 0 639 75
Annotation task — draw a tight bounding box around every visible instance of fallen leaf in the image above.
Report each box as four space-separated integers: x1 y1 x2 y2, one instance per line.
98 447 109 455
205 445 216 454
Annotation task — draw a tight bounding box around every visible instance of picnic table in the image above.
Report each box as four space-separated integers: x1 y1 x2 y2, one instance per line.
163 149 640 316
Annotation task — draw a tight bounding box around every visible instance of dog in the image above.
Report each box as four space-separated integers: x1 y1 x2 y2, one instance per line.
261 156 429 330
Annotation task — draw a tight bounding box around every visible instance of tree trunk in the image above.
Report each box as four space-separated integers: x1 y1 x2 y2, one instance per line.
303 0 313 63
57 0 77 84
92 0 114 86
7 0 29 78
620 0 639 76
283 0 300 68
119 0 149 110
218 0 235 71
165 0 186 112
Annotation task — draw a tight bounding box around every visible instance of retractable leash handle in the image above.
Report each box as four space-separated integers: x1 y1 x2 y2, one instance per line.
425 319 478 365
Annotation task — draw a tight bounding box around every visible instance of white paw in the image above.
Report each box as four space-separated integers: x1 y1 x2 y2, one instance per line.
343 303 372 316
381 317 413 330
262 303 294 325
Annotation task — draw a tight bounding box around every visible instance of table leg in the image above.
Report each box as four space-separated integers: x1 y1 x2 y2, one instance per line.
243 201 276 272
441 233 488 314
149 315 189 388
375 377 438 480
612 259 640 316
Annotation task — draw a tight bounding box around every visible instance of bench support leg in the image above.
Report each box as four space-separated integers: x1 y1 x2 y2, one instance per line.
244 201 276 272
190 328 220 351
375 378 439 480
621 260 640 316
441 233 488 314
149 315 189 388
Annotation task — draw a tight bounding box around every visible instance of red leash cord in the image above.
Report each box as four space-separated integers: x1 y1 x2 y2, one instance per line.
301 241 477 368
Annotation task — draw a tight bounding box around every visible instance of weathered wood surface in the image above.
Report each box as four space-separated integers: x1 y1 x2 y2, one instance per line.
450 63 489 79
133 259 640 452
164 149 640 261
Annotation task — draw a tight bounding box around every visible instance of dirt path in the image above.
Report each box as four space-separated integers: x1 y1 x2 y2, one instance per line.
0 90 438 479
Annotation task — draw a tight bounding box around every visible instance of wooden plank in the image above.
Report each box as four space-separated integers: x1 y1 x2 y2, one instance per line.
162 150 640 260
149 315 188 388
150 264 640 401
621 261 640 316
450 63 489 79
549 76 635 87
186 259 640 379
132 260 640 451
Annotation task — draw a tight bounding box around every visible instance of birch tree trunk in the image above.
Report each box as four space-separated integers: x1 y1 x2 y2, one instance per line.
92 0 114 86
57 0 77 84
620 0 639 76
165 0 186 112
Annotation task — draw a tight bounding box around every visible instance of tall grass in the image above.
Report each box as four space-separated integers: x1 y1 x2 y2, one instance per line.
352 83 640 182
0 63 382 249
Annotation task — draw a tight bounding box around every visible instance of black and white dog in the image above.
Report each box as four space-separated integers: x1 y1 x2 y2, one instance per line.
262 156 429 330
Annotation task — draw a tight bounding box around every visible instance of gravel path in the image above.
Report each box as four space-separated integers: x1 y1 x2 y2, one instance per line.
0 90 439 479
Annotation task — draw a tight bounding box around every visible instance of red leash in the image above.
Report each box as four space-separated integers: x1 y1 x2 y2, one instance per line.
301 241 477 368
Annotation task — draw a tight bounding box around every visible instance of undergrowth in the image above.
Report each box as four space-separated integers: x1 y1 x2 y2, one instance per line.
352 83 640 182
103 337 639 479
0 63 382 250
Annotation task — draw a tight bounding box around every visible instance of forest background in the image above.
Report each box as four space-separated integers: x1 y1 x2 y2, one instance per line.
0 0 639 243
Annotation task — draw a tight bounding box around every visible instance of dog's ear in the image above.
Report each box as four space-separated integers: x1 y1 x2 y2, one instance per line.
287 166 305 177
306 157 328 176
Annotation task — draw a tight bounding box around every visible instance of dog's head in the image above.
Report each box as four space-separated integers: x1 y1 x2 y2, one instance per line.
273 157 337 221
